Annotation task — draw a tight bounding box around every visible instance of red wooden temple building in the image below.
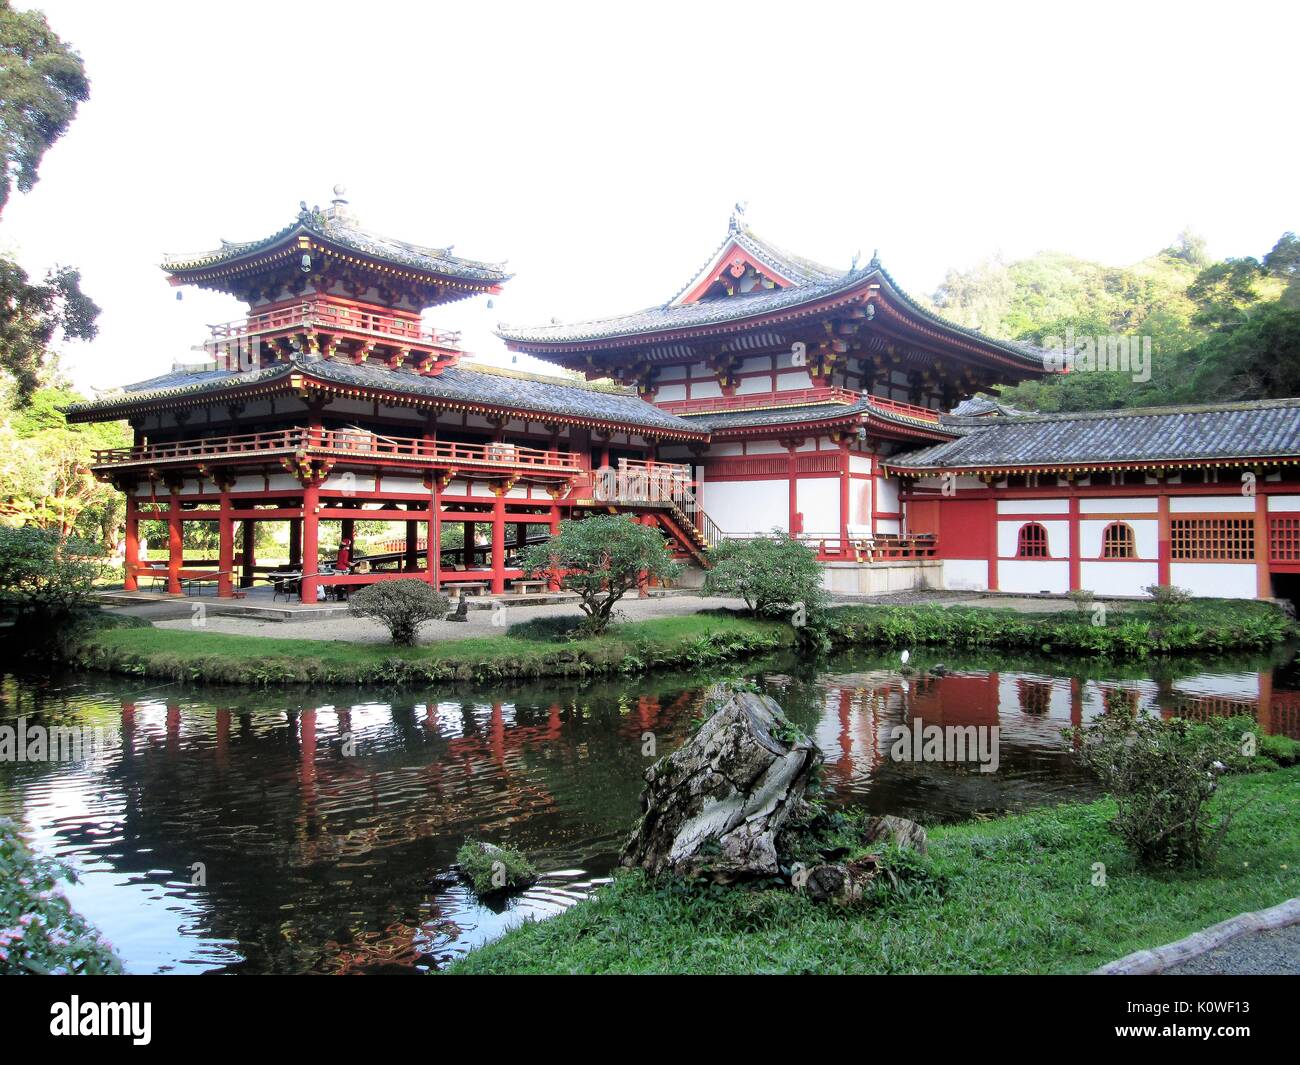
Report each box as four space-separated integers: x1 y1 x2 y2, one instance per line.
69 196 1300 602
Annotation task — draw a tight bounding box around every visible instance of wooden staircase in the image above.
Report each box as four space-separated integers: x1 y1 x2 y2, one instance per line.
585 459 722 565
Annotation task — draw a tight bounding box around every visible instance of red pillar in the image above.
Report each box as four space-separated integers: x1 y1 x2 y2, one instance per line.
838 437 851 556
428 484 441 588
124 494 140 591
166 492 182 595
547 504 561 591
787 442 799 535
490 496 506 594
1256 489 1271 599
218 490 235 598
986 494 999 592
301 482 320 603
1068 491 1081 592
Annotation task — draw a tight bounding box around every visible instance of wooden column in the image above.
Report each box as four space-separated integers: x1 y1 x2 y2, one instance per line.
1157 493 1171 586
301 482 320 603
240 518 256 588
288 518 302 569
986 492 999 592
490 496 506 594
547 502 562 592
218 490 235 598
428 483 441 588
166 495 183 595
838 437 851 557
1256 489 1271 599
404 508 419 571
1068 490 1081 592
787 442 799 535
123 494 140 591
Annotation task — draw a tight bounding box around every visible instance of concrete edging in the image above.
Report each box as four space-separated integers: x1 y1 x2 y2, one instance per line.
1091 896 1300 974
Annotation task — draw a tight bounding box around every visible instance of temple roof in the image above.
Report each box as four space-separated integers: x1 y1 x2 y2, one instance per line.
497 224 1047 372
678 395 954 441
66 357 702 437
888 398 1300 473
667 217 844 302
163 198 511 289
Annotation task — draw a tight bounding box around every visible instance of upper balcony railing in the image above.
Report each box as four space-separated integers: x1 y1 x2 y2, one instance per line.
91 427 584 474
207 299 462 350
863 395 942 423
654 385 861 416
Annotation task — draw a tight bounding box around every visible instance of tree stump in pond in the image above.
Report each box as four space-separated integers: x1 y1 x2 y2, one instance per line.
620 691 822 882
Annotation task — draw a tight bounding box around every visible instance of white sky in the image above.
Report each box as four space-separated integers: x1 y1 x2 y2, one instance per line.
4 0 1297 394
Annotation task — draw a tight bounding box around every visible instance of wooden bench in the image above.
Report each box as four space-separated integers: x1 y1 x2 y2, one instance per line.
448 581 490 598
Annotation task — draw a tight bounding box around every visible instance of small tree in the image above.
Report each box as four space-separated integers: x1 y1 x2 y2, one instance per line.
1143 583 1192 622
348 579 449 645
519 514 680 634
704 530 826 618
1069 712 1240 868
0 526 106 626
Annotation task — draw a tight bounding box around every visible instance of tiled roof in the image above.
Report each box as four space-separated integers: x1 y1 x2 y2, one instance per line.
888 399 1300 471
947 395 1022 418
163 203 511 284
666 218 843 303
66 357 702 435
498 233 1046 370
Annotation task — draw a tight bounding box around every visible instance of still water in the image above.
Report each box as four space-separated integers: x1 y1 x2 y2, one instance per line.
3 644 1298 973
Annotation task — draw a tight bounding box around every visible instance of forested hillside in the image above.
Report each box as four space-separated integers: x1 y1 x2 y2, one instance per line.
929 230 1300 412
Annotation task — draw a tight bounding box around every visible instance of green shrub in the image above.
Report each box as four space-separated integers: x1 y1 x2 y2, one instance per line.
347 579 449 645
1143 583 1192 622
456 840 537 896
705 530 826 619
0 526 106 630
519 515 681 635
0 817 121 974
1069 712 1241 868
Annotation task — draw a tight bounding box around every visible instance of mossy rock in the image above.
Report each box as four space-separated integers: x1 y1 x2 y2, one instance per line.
456 840 538 897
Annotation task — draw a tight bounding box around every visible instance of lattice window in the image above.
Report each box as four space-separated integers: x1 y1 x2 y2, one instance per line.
1016 522 1049 558
1271 517 1300 562
1169 517 1255 561
1101 522 1137 559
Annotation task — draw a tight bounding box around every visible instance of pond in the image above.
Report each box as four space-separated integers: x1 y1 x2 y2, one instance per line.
3 643 1298 973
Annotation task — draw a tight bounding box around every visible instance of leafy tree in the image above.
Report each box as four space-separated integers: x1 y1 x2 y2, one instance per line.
704 530 826 618
0 524 105 626
519 514 680 634
348 578 449 645
0 1 97 398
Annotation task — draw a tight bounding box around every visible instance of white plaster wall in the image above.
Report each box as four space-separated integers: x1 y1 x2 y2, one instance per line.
997 520 1069 558
747 440 786 455
1079 561 1160 595
797 478 841 537
875 476 899 513
997 498 1069 515
691 379 722 399
655 383 687 402
1079 496 1158 513
1269 495 1300 512
702 479 787 534
736 376 769 396
850 478 871 525
849 454 873 474
1171 495 1254 513
998 560 1070 594
943 558 989 591
775 370 815 390
1079 518 1158 558
1169 563 1257 598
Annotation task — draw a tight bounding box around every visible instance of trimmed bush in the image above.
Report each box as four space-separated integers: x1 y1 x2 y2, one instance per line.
0 526 106 630
1069 712 1241 868
705 530 826 619
0 817 121 974
348 579 449 645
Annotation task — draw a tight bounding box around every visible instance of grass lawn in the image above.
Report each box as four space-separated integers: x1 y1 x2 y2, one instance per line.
67 612 793 685
449 766 1300 975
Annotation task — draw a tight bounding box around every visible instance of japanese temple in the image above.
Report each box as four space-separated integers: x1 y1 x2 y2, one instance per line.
68 195 1300 602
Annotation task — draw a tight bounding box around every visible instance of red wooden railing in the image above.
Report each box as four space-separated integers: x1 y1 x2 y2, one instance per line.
654 385 860 416
863 395 942 422
92 427 584 472
207 299 462 349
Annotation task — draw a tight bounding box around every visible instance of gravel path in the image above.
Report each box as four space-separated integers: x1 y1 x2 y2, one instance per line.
1162 923 1300 975
135 593 753 644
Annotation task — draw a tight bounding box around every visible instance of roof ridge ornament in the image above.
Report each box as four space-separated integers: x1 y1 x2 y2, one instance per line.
728 200 748 233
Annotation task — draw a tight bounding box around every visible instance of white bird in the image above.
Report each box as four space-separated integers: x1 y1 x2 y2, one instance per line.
900 650 911 666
